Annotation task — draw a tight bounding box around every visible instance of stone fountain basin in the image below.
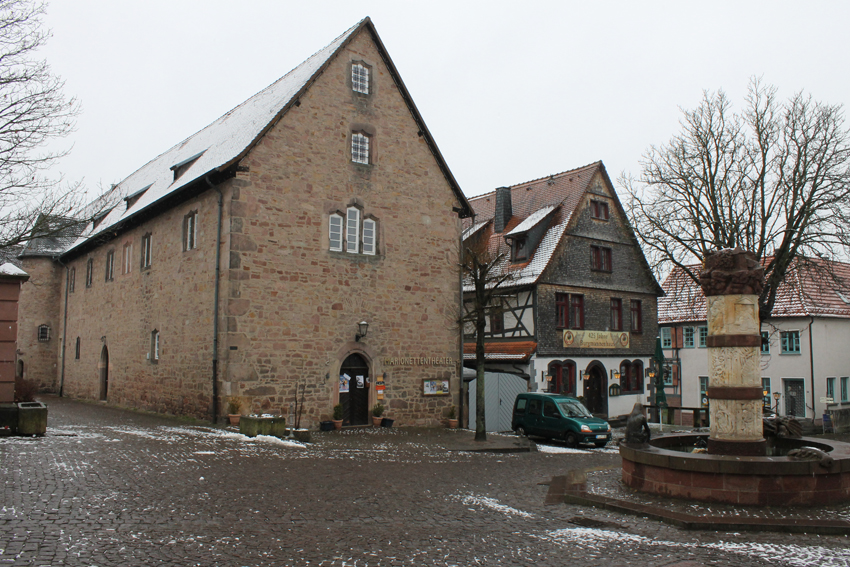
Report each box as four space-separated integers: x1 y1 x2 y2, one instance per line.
620 433 850 506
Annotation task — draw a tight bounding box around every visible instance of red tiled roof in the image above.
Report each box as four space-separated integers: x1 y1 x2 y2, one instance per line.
659 257 850 323
463 341 538 361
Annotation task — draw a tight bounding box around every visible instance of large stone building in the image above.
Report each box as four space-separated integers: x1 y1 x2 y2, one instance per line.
17 18 472 426
462 162 663 421
659 258 850 424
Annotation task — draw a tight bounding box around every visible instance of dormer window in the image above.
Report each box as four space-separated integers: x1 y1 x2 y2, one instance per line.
124 184 151 210
170 150 206 182
352 63 370 94
512 235 529 261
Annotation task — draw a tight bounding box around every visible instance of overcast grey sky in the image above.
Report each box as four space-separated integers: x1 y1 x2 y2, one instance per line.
40 1 850 199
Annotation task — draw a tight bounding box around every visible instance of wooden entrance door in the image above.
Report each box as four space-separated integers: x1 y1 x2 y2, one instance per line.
340 353 369 426
583 365 607 417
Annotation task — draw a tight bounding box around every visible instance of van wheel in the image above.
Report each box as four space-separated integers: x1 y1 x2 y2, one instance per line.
565 432 578 448
516 426 527 437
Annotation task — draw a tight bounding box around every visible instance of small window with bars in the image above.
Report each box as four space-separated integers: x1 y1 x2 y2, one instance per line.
37 325 50 342
351 63 370 94
351 132 370 164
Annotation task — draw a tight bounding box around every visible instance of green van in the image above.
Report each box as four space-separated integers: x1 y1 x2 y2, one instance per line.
512 393 612 447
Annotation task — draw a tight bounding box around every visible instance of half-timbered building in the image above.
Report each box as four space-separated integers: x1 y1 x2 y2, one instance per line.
462 162 663 420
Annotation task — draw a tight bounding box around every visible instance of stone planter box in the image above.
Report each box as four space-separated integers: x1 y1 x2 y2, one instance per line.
17 401 47 436
239 415 287 438
0 403 18 435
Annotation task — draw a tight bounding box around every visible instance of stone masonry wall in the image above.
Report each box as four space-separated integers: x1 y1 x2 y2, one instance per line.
223 29 464 427
17 257 64 392
60 185 229 419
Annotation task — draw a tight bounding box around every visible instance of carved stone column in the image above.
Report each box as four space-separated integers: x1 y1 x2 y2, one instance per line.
699 249 766 456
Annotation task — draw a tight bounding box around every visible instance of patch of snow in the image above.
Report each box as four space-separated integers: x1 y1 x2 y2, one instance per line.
454 494 535 518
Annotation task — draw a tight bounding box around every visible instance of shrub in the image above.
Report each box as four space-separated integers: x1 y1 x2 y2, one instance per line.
332 403 344 420
371 403 385 417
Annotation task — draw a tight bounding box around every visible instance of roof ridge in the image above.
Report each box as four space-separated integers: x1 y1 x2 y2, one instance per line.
467 161 602 203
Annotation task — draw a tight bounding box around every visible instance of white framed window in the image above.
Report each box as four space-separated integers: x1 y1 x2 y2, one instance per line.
37 325 50 342
660 327 672 349
362 218 376 255
151 330 160 363
698 326 708 348
329 213 343 252
781 330 801 354
351 63 369 94
827 377 836 402
842 376 849 402
683 327 695 348
352 132 370 164
141 233 152 269
105 250 115 282
123 242 133 274
346 207 360 254
184 211 198 251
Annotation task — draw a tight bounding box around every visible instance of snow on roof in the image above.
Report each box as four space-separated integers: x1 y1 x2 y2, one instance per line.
0 262 28 276
463 162 600 289
462 221 488 240
65 19 365 254
659 257 850 323
506 205 556 237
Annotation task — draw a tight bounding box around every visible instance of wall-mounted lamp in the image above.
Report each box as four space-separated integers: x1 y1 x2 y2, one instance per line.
355 320 369 342
647 369 656 379
611 369 620 381
545 373 553 382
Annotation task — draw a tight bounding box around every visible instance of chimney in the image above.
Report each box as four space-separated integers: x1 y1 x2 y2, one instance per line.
494 186 513 233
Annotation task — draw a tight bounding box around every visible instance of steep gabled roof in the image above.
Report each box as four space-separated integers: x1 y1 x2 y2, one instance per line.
19 215 86 258
462 161 601 288
63 17 470 258
659 257 850 323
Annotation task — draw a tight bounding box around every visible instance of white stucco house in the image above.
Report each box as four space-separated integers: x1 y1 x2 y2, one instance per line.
658 258 850 425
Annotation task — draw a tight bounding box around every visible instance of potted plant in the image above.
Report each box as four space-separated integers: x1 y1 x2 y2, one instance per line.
447 405 458 429
226 397 242 426
371 403 385 427
332 403 344 430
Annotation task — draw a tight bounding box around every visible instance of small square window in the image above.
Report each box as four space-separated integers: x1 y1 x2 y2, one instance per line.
37 325 50 342
781 330 801 354
591 200 609 220
590 245 612 272
352 132 370 165
352 63 370 94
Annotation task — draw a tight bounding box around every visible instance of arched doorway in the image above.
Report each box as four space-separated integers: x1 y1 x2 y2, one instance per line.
583 362 607 417
339 353 369 426
99 345 109 401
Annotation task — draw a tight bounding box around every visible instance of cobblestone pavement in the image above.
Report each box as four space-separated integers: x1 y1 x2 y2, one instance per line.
2 396 849 567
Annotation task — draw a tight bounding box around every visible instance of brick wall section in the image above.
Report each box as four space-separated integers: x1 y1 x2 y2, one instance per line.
17 257 64 392
537 173 659 358
223 29 463 426
59 186 228 419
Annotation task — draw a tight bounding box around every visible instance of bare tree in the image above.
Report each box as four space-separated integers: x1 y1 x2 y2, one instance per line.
623 78 850 320
460 237 515 442
0 0 86 255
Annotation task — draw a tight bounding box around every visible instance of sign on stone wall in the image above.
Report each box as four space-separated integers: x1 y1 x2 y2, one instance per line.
383 357 455 366
562 330 629 349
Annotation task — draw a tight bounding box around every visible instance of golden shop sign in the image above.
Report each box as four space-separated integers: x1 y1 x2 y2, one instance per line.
563 330 629 349
383 357 455 367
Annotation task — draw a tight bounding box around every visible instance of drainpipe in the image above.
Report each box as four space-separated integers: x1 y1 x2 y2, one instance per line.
56 257 70 397
458 219 465 428
809 316 815 420
207 175 224 425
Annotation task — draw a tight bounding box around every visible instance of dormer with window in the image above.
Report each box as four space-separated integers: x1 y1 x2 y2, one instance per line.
124 184 152 211
170 150 206 182
504 204 557 263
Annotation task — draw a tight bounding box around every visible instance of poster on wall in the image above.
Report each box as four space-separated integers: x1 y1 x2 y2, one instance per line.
376 375 385 400
423 379 450 396
339 373 350 393
356 375 365 388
